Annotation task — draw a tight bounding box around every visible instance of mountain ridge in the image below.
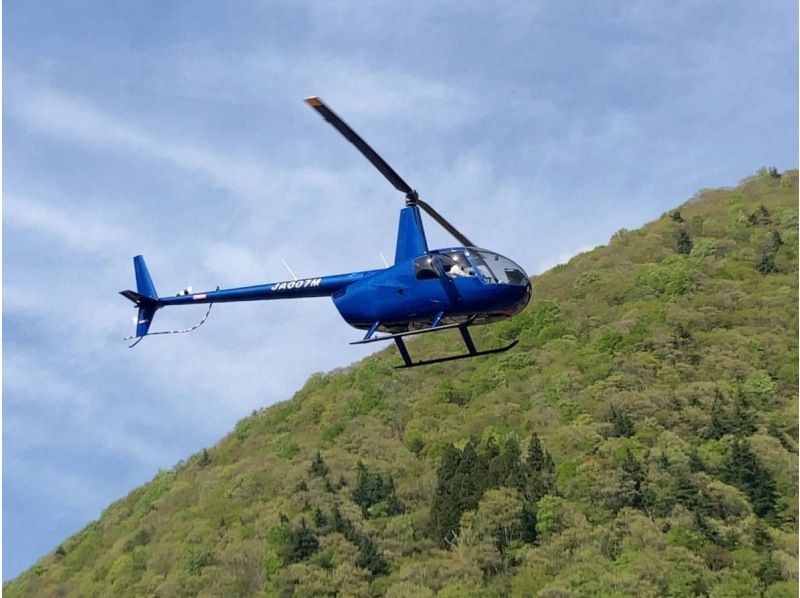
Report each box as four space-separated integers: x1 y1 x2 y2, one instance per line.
6 169 798 597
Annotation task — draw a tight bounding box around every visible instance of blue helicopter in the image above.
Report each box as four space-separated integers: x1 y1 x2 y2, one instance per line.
121 97 531 367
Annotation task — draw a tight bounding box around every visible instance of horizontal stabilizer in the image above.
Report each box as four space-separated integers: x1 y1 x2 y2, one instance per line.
119 290 157 307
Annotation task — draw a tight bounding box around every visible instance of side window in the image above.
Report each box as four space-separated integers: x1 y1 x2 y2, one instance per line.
414 256 440 280
442 251 476 278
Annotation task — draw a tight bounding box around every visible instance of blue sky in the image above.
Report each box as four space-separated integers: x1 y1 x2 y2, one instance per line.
3 0 797 580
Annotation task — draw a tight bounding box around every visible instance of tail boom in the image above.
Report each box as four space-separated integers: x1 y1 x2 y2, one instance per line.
121 254 382 345
158 271 378 307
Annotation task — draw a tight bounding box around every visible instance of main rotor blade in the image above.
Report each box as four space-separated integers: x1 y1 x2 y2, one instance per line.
304 96 416 199
416 199 475 248
305 96 476 248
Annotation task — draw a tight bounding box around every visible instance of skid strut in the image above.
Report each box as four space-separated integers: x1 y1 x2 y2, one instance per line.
350 316 518 368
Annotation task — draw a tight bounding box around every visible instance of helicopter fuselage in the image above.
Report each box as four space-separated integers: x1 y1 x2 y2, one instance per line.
158 246 531 334
332 248 531 332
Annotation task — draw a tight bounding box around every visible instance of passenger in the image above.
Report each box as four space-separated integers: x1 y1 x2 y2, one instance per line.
449 263 467 277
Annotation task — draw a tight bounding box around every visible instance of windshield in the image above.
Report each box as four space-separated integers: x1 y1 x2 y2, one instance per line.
472 251 528 285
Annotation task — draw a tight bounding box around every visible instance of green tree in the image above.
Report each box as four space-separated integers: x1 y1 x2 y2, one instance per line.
356 536 389 577
675 228 693 254
621 448 646 510
756 250 778 274
730 391 756 436
309 451 329 477
748 203 772 224
352 462 404 518
313 507 327 529
767 230 783 251
288 519 320 563
522 434 556 502
722 438 778 519
183 546 213 575
520 502 538 544
706 392 731 440
457 440 484 511
608 404 635 437
431 445 464 546
488 438 522 489
330 505 357 543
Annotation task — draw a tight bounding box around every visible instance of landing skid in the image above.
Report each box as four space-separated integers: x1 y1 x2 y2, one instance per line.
350 316 518 368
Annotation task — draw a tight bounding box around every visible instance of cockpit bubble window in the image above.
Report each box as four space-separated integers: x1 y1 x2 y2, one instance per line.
439 251 475 278
413 256 440 280
473 251 528 285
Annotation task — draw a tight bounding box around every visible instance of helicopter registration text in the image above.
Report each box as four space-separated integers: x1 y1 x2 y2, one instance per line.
271 278 322 292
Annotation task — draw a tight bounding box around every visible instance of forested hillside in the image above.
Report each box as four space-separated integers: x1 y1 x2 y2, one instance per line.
7 169 798 597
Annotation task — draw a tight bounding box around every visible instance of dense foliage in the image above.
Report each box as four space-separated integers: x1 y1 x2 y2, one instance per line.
6 170 798 597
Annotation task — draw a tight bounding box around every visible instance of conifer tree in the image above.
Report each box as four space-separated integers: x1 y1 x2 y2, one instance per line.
768 230 783 251
384 476 405 516
352 461 371 512
489 438 522 489
430 445 463 545
523 434 556 502
288 519 319 563
755 250 777 274
608 404 635 437
313 507 327 529
706 391 730 440
752 519 773 550
330 504 357 542
520 502 538 544
352 462 404 518
621 448 646 509
723 438 778 518
309 451 329 477
693 511 721 544
675 228 693 254
730 391 756 436
484 436 501 462
356 535 389 576
673 470 700 510
456 440 483 511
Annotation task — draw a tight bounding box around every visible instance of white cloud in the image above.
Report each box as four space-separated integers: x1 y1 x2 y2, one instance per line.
169 50 479 129
4 352 94 409
4 193 131 252
9 87 272 201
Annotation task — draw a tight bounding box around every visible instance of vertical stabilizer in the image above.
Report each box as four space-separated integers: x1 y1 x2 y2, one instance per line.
122 255 161 340
134 255 158 300
394 205 428 263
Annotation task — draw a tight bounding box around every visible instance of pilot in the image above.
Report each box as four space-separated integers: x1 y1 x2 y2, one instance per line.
449 263 467 277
